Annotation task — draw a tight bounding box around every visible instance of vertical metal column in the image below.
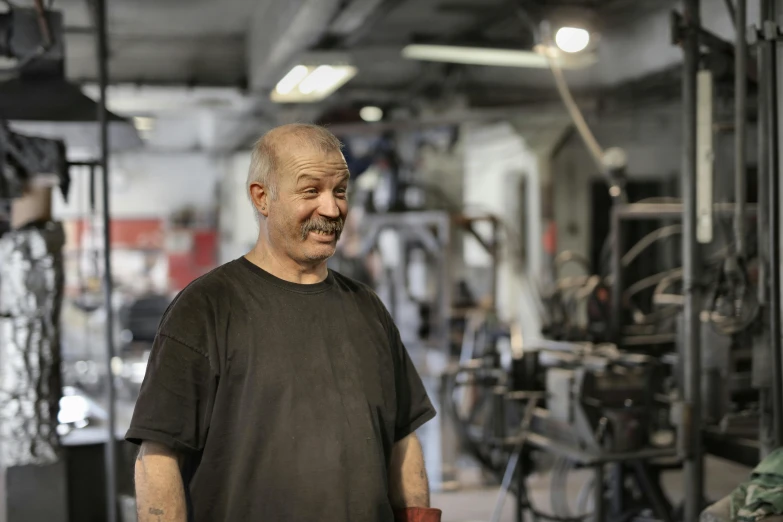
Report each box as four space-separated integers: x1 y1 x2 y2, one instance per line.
593 464 605 522
757 0 773 455
682 0 705 520
94 0 118 520
735 0 748 257
759 2 771 309
611 207 623 346
771 0 783 448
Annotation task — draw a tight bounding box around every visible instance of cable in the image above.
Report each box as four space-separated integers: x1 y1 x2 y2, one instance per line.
706 256 760 334
622 225 683 268
33 0 52 49
624 268 683 302
724 0 737 27
576 478 594 515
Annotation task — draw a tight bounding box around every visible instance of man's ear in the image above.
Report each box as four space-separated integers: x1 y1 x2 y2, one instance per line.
249 182 269 218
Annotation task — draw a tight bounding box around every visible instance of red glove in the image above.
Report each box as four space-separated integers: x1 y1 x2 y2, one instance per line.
393 507 443 522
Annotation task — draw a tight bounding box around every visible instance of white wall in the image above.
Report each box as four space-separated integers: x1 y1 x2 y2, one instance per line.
53 152 223 220
463 122 543 340
548 102 687 274
218 151 260 264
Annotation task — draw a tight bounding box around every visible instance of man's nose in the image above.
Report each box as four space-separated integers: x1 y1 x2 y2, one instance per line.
318 194 341 218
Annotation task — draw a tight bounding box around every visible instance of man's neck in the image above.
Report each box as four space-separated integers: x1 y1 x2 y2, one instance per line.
245 242 328 285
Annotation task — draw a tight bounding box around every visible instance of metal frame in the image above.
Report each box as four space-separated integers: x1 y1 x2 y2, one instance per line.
767 0 783 450
610 200 761 521
498 410 677 522
609 202 758 346
358 211 452 353
89 0 117 519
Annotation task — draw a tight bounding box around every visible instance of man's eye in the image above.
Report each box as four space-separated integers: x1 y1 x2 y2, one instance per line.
305 189 318 195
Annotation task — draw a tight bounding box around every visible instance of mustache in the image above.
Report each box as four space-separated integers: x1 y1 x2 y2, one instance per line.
301 217 344 240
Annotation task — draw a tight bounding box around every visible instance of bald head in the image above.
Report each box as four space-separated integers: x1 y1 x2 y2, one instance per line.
247 124 344 207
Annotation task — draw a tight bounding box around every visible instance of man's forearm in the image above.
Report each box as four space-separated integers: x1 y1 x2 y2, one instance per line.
135 442 187 522
388 433 430 508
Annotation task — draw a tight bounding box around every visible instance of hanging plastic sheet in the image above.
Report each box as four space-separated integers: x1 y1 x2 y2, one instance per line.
0 221 65 467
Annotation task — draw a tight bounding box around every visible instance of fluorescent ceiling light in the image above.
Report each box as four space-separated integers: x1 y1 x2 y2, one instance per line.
299 66 350 95
402 44 596 69
555 27 590 53
275 65 309 95
271 64 357 103
360 106 383 122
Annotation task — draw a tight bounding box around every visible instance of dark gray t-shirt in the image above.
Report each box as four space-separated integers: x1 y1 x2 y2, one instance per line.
126 257 436 522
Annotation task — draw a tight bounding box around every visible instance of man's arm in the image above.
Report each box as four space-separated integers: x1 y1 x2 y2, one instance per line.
389 433 430 508
135 441 187 522
388 433 441 521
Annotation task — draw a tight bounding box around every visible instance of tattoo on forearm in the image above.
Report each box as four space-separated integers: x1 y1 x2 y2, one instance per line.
149 507 164 521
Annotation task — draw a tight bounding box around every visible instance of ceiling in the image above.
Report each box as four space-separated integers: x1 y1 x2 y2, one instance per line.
9 0 735 132
53 0 674 85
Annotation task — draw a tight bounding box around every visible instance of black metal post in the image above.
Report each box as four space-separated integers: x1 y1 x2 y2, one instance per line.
94 0 118 520
89 163 96 212
593 464 605 522
682 0 704 520
735 0 748 257
769 0 783 447
492 386 506 443
515 455 524 522
611 207 623 346
758 4 770 308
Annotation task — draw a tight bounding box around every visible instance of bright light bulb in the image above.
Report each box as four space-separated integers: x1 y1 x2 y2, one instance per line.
555 27 590 53
360 106 383 122
275 65 309 95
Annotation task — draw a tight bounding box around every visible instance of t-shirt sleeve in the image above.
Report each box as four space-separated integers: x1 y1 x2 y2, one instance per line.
386 315 437 442
125 333 217 452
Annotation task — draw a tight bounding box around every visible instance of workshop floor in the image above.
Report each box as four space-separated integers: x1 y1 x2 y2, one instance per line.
432 456 751 522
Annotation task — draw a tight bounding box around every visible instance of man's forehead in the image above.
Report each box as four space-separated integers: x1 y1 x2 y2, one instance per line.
278 142 347 168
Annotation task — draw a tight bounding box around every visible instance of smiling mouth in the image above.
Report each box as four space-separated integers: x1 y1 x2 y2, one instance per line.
309 230 336 239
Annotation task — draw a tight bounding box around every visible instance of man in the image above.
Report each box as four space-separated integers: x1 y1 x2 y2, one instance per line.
127 124 442 522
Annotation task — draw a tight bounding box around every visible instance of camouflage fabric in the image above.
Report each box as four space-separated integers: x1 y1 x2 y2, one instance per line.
731 448 783 522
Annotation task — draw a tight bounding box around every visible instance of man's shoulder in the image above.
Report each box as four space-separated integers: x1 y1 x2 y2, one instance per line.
160 260 243 326
330 269 378 300
329 270 391 320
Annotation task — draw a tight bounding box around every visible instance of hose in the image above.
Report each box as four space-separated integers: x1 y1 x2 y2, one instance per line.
543 46 605 176
622 225 683 268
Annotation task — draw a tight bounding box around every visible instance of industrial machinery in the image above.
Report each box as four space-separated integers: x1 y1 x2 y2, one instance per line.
437 2 783 522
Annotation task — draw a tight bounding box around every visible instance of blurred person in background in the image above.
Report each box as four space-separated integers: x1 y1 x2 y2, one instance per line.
126 123 442 522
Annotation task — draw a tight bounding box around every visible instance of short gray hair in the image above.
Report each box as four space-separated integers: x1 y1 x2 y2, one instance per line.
246 123 344 217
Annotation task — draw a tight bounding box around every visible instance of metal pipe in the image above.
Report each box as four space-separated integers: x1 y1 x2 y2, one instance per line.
682 0 705 520
758 5 770 307
95 0 117 519
735 0 748 257
491 217 499 311
32 0 52 48
593 464 605 522
89 163 96 211
611 207 623 346
759 0 773 455
724 0 737 27
768 0 783 447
